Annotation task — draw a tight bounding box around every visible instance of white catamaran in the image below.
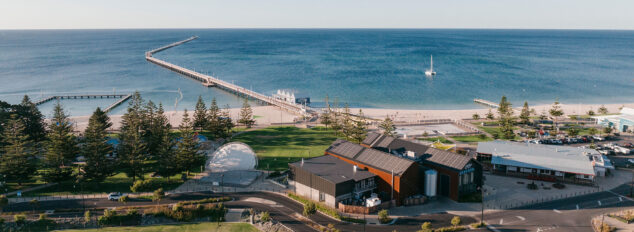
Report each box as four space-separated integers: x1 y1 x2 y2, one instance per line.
425 55 436 76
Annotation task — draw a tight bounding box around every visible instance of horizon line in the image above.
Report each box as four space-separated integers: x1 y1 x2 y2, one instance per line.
1 27 633 31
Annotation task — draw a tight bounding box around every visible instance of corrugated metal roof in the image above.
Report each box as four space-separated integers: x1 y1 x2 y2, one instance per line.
362 132 381 146
327 139 364 159
355 147 415 175
477 141 596 175
384 138 472 170
327 139 415 175
289 155 375 184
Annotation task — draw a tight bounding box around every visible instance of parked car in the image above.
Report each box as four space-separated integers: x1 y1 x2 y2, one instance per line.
592 135 605 141
108 192 124 201
623 143 634 148
628 159 634 164
615 146 631 154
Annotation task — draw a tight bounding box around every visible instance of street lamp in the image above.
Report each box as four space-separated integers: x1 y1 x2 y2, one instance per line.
477 186 486 224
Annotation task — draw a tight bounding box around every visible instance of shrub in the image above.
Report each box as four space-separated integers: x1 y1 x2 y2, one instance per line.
153 188 165 203
180 197 231 206
378 209 391 224
420 222 432 232
303 202 317 216
14 214 26 225
451 216 461 227
130 179 161 193
260 211 270 222
145 203 227 222
288 193 341 220
435 226 467 232
98 209 142 226
38 213 47 221
119 195 129 204
84 211 91 223
0 217 4 225
470 222 486 228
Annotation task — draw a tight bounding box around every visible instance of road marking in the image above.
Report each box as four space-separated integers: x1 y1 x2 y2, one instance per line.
576 204 579 210
499 218 504 224
608 190 634 201
598 200 602 206
553 209 562 214
516 216 526 221
487 223 502 232
620 197 624 202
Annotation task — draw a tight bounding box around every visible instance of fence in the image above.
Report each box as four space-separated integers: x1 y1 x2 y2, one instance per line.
483 186 604 210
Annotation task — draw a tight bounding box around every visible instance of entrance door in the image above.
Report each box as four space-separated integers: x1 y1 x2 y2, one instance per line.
439 174 450 197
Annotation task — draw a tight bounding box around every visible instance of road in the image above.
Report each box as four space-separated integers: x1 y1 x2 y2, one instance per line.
4 191 481 232
9 184 634 232
485 184 634 232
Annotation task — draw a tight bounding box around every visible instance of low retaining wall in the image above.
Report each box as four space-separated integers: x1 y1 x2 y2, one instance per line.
337 200 393 214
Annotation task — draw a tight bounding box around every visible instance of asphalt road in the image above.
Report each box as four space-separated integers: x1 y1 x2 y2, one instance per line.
4 191 481 232
484 183 634 232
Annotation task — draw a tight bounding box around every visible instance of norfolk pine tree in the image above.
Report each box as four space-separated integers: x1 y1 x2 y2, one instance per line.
175 110 204 177
238 98 255 128
519 101 531 125
43 102 78 183
118 92 149 182
18 95 46 142
193 96 208 130
82 107 115 183
0 116 37 185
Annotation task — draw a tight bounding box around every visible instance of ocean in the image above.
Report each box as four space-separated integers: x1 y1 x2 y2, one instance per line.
1 29 633 117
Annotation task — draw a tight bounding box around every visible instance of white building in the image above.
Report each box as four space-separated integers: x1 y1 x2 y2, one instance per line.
593 107 634 133
476 141 613 185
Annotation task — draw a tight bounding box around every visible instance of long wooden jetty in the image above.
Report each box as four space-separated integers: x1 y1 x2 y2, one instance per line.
145 37 310 117
34 94 132 113
473 98 499 108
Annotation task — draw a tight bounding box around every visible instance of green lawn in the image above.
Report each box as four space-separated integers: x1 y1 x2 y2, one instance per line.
230 126 340 171
451 135 494 143
57 222 258 232
21 172 188 197
418 137 454 144
2 177 46 194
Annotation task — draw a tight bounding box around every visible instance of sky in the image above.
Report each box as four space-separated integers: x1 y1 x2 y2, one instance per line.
1 0 632 30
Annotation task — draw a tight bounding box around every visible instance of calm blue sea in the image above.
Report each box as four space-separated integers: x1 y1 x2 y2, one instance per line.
1 29 633 116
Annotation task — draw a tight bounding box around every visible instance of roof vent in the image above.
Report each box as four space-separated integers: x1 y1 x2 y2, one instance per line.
301 158 304 167
353 165 358 173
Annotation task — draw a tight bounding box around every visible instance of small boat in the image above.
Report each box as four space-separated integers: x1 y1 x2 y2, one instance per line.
425 55 436 76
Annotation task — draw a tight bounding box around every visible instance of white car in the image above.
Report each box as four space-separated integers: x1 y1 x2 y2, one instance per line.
628 159 634 164
107 192 124 201
615 146 631 154
592 135 605 141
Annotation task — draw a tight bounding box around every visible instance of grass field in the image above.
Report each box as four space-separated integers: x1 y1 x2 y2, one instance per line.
418 137 454 144
58 222 259 232
21 171 193 197
230 126 340 171
451 135 494 143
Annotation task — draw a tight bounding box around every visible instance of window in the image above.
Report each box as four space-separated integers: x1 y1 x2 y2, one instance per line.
319 192 325 202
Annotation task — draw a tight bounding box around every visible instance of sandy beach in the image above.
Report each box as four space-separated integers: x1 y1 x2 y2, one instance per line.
70 106 299 132
69 102 634 132
353 102 634 122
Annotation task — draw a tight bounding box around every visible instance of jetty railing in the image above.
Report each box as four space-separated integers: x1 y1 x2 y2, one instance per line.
145 36 311 117
34 94 132 113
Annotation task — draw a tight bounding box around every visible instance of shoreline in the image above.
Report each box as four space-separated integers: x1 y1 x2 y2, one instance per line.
68 102 634 132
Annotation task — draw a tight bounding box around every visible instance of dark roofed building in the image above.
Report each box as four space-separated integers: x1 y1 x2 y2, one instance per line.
289 155 376 208
325 139 420 205
362 132 482 201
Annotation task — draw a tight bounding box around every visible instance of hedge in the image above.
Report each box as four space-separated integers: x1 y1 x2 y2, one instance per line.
288 193 341 220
